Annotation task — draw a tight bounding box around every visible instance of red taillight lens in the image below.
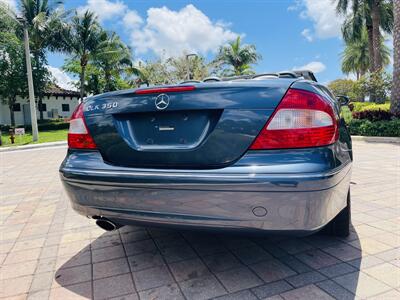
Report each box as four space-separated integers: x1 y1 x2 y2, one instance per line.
68 103 97 149
135 86 196 94
250 89 338 150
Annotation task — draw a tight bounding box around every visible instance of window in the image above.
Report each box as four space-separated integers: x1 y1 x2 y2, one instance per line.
12 103 21 111
39 103 47 112
62 104 70 112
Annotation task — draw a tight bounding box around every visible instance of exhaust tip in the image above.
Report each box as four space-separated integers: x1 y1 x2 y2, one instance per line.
96 219 120 231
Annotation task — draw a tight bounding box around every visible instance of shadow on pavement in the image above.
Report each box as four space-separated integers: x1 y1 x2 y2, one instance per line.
55 225 361 299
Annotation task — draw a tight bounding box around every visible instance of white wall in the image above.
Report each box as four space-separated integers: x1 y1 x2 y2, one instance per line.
0 95 79 126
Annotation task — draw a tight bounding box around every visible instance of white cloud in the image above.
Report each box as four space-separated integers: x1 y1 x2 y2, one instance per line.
294 61 326 73
47 66 77 91
129 4 239 57
123 10 143 29
287 0 302 11
301 28 313 42
0 0 17 11
291 0 345 40
77 0 127 22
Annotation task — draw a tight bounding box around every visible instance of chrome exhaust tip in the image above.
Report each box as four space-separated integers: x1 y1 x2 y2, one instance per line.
95 218 122 231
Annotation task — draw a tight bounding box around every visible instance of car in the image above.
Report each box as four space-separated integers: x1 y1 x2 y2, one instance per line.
59 70 352 237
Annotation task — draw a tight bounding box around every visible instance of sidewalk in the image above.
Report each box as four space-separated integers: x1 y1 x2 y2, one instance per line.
351 136 400 143
0 141 67 152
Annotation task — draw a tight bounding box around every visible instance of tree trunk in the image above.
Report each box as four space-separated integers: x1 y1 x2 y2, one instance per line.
8 102 15 127
38 97 43 120
391 0 400 114
105 69 111 92
371 0 382 71
366 24 375 72
80 65 86 101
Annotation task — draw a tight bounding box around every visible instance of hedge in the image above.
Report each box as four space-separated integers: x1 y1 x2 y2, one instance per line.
0 119 69 132
350 102 390 112
348 119 400 137
352 109 398 122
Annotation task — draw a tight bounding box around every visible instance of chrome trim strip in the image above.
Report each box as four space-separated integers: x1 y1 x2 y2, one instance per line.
62 162 351 180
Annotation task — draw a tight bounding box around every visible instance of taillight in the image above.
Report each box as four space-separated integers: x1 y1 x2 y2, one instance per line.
68 103 97 149
135 86 196 94
250 88 338 150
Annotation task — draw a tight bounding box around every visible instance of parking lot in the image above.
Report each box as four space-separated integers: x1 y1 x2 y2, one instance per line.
0 141 399 300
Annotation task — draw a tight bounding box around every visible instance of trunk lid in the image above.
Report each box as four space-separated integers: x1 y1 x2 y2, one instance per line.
83 79 295 169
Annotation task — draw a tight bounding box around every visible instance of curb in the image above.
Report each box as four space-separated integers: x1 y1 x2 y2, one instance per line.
351 136 400 144
0 141 67 152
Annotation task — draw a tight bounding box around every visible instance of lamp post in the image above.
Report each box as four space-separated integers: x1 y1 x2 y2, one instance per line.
186 53 197 80
17 17 39 142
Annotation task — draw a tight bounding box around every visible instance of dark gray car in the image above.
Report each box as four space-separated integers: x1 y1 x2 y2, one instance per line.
60 71 352 237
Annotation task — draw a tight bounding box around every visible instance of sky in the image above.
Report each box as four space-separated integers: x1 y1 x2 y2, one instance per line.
1 0 394 90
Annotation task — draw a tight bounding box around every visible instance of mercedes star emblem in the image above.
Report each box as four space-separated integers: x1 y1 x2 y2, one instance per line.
155 94 170 110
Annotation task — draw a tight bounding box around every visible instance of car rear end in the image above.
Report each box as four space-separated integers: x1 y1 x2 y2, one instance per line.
60 78 352 235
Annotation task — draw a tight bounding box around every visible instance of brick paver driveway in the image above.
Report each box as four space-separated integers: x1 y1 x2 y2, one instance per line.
1 141 399 300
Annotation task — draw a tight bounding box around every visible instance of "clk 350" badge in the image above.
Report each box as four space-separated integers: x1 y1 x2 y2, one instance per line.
86 102 118 111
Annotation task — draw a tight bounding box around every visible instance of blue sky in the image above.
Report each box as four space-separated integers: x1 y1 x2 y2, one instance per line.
4 0 392 89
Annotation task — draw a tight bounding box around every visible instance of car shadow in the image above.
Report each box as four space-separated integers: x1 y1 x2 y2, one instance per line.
55 225 361 299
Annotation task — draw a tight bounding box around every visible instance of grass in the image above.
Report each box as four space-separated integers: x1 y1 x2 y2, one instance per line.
0 129 68 147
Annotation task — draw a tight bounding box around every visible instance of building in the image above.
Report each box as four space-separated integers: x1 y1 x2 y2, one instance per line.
0 85 80 126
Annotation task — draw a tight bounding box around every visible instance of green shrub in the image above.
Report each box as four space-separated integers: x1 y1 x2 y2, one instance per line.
341 106 353 123
348 119 400 137
37 121 69 131
0 119 69 132
351 102 390 112
352 109 397 121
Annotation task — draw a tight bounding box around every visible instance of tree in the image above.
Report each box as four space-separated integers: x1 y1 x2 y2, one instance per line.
128 60 173 87
92 31 132 92
328 79 358 100
63 29 132 95
341 28 391 79
0 9 28 126
20 0 67 119
214 36 261 76
62 10 103 100
356 71 393 103
63 59 105 95
167 54 209 82
391 0 399 114
337 0 393 72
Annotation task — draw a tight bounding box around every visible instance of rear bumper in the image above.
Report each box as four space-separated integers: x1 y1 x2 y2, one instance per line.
60 148 352 235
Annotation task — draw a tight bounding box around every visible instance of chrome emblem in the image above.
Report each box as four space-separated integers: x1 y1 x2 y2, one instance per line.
155 94 169 110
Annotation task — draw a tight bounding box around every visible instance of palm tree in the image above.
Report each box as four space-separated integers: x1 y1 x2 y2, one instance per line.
127 60 173 87
167 54 209 81
63 10 103 100
341 1 375 71
92 31 132 92
337 0 393 72
215 36 261 76
341 28 391 79
391 0 399 114
20 0 67 119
